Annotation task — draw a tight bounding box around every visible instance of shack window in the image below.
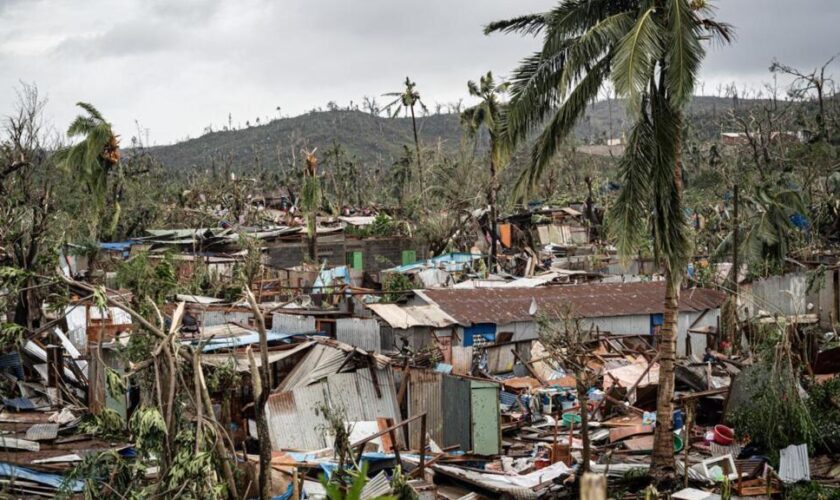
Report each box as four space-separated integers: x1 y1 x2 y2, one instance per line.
346 251 363 270
401 250 416 266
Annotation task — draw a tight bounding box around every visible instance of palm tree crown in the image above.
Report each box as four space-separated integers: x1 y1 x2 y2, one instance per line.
56 102 119 207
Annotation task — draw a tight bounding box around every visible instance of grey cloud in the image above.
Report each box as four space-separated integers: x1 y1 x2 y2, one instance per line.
0 0 837 144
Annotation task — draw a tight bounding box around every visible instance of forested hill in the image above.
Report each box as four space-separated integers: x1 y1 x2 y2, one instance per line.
148 95 770 172
148 110 465 173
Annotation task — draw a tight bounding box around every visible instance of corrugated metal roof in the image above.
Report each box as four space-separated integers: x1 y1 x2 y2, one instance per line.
421 282 726 326
277 344 347 391
367 304 457 329
200 341 314 372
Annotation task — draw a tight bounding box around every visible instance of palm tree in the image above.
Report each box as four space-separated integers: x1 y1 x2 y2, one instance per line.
384 77 427 189
55 102 121 236
715 184 807 276
301 149 322 262
56 102 119 205
487 0 732 480
461 71 510 271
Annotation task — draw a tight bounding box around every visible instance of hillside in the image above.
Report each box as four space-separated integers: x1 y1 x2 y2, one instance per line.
148 95 774 172
149 110 465 172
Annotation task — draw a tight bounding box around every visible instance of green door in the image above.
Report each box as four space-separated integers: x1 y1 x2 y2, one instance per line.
470 381 500 455
401 250 416 266
346 251 363 270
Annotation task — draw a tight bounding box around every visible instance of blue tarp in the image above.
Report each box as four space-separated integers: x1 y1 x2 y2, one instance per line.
0 462 84 492
384 252 481 274
313 265 352 293
463 323 496 346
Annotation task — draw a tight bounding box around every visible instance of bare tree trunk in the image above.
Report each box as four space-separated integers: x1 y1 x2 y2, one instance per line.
578 380 591 473
488 154 498 272
410 105 423 192
246 289 273 500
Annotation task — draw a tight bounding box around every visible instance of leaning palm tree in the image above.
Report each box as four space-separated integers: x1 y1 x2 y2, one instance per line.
55 102 121 234
715 184 807 276
461 72 510 270
384 77 427 189
487 0 731 480
301 149 322 262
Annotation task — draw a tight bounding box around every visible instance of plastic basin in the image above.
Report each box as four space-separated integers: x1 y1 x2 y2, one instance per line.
562 413 582 426
714 425 735 445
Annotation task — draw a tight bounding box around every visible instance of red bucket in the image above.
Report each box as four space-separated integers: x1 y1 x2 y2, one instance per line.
714 425 735 445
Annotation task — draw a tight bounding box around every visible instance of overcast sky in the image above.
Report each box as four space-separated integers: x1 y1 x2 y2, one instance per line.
1 0 838 145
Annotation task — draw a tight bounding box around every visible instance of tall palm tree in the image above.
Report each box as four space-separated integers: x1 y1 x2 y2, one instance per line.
301 149 321 262
384 77 427 189
487 0 731 480
461 71 510 270
55 102 120 235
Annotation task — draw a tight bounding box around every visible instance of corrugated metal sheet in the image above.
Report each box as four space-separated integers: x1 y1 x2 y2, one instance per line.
272 313 317 334
277 344 347 391
442 375 471 451
25 423 59 441
201 310 252 327
366 304 457 329
422 282 726 326
407 370 443 450
360 471 392 499
266 384 331 450
200 341 314 372
779 443 810 483
267 367 402 451
336 318 380 352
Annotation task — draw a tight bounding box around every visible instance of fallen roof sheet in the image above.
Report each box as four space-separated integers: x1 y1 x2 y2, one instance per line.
420 282 726 326
200 341 314 372
366 304 458 329
0 462 84 492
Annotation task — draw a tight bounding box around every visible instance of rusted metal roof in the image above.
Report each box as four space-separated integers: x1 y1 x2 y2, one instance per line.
366 304 457 329
421 282 726 326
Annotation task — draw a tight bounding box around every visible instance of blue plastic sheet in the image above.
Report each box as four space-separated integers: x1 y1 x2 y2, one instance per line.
0 462 84 492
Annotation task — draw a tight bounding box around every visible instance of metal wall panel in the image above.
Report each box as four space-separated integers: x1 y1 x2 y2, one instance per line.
272 313 317 334
470 381 501 455
336 318 381 352
407 370 443 449
266 384 331 451
442 375 471 450
201 310 253 328
268 367 402 451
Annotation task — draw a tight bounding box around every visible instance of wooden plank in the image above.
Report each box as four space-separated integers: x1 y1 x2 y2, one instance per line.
609 425 654 443
621 435 654 452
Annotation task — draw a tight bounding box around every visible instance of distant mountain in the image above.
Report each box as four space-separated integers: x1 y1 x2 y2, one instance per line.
148 110 466 172
148 95 773 172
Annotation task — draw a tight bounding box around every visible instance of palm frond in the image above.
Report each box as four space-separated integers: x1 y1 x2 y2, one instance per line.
75 102 105 122
664 0 704 107
611 7 664 109
505 46 575 145
609 110 656 261
559 12 634 97
484 13 549 36
514 56 610 197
